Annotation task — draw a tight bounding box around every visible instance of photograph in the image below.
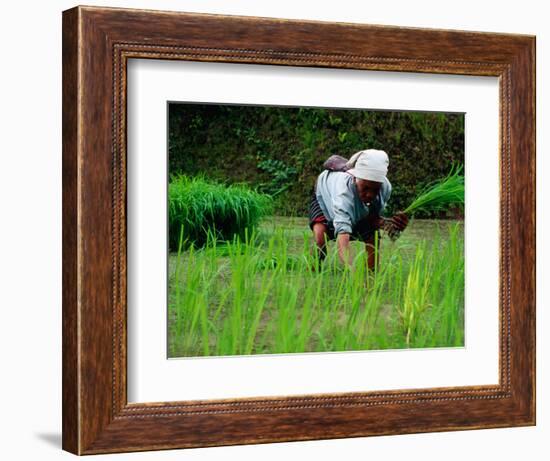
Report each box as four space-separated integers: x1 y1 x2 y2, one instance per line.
167 103 465 358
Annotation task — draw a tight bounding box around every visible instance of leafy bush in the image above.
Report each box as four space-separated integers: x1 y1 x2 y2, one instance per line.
168 174 273 251
257 158 297 196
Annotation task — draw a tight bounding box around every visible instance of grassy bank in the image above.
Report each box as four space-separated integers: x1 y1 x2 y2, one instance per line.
168 217 464 357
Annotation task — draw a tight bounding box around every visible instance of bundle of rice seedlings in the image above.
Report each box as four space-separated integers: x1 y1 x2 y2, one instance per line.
385 164 464 241
403 164 464 216
168 174 273 251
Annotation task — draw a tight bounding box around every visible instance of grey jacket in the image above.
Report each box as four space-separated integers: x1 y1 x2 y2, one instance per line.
315 170 392 236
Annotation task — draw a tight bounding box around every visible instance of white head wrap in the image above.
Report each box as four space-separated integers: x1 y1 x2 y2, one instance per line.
346 149 389 182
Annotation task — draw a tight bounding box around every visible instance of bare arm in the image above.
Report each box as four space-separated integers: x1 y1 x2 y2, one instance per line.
336 232 354 267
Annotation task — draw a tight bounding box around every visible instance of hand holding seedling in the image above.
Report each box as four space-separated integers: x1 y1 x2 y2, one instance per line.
385 212 409 241
384 165 464 242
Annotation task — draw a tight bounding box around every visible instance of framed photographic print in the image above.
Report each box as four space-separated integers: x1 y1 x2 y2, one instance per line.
62 5 535 455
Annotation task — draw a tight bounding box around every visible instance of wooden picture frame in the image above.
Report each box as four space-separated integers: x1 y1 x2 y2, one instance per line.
62 5 535 455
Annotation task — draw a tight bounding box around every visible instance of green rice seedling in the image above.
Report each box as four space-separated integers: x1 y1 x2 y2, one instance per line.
242 265 279 354
295 274 323 352
168 223 187 357
168 174 273 251
423 223 464 347
403 164 464 216
398 222 464 348
384 165 464 241
399 240 433 346
167 217 464 357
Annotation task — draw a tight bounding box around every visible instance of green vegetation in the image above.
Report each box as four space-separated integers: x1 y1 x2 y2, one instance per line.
169 104 464 217
404 165 464 216
167 105 466 358
168 174 273 251
168 218 464 357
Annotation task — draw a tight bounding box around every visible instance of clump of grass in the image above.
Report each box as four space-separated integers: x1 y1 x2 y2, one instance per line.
403 164 464 216
168 174 273 251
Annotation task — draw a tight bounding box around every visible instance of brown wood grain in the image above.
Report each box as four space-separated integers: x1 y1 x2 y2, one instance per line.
62 5 536 455
61 6 79 455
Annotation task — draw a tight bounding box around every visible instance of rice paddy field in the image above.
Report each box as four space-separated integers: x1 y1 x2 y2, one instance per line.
167 216 464 358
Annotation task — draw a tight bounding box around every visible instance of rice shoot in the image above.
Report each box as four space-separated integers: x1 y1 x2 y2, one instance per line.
403 164 464 216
